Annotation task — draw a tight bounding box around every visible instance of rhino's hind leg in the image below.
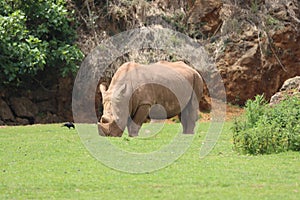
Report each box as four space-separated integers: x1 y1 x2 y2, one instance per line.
180 98 199 134
127 104 151 137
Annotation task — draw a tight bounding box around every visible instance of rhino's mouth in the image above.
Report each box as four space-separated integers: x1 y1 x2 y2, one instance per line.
98 117 123 137
98 122 110 136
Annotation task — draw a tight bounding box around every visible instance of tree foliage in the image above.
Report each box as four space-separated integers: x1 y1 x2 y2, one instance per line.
0 0 84 85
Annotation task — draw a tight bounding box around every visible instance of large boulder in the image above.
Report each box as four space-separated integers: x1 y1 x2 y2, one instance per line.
270 76 300 105
0 98 14 121
15 117 30 125
10 97 38 118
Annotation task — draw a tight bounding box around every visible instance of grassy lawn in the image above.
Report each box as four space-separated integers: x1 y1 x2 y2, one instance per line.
0 122 299 199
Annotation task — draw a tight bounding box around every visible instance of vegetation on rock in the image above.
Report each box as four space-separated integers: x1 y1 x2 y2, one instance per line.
0 0 84 85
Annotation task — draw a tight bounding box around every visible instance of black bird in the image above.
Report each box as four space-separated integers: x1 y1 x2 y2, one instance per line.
62 122 75 129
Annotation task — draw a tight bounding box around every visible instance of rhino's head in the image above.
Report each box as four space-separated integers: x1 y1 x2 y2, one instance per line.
98 83 128 137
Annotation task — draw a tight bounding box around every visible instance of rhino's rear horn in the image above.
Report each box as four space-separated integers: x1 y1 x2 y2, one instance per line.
99 83 108 94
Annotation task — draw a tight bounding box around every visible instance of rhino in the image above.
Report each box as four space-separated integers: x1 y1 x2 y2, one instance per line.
98 61 203 137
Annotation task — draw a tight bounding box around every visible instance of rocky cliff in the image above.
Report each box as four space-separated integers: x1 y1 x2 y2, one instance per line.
76 0 300 103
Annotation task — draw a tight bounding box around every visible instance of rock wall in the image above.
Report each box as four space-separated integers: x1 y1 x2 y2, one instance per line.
76 0 300 105
0 77 73 125
214 0 300 104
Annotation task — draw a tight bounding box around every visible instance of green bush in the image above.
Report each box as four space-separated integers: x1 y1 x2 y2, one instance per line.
232 95 300 155
0 0 84 85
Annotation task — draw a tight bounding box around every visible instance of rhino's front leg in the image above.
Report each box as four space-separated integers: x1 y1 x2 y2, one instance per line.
127 104 150 137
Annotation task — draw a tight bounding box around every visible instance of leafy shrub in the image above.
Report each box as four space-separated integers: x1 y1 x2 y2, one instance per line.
0 0 84 85
233 95 300 155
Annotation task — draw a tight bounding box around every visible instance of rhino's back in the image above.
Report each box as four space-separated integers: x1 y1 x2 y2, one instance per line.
126 61 202 119
129 61 199 84
111 60 200 83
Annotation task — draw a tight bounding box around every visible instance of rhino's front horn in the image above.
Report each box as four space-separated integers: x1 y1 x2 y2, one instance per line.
100 115 111 124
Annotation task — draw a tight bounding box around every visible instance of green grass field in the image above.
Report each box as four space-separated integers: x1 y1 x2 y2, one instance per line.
0 122 299 199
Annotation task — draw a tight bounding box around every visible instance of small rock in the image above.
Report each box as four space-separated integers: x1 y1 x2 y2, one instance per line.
280 76 300 92
15 117 30 125
270 76 300 105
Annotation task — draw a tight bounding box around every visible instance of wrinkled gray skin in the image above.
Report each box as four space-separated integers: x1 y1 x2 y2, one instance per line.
98 61 203 137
